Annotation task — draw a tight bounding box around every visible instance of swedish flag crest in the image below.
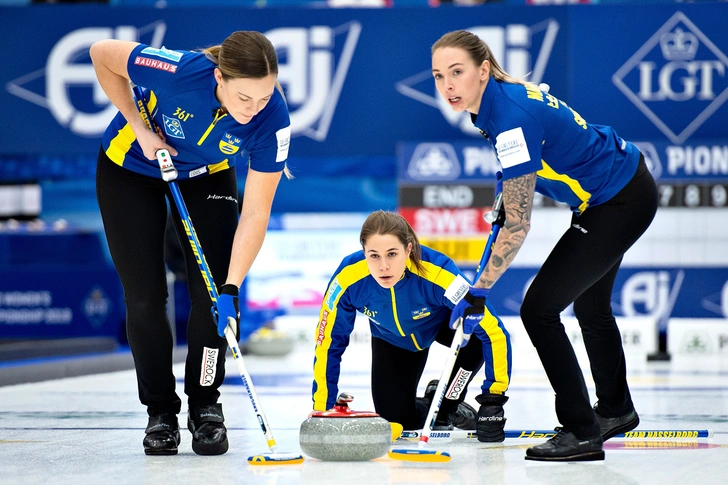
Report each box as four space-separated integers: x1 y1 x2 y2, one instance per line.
219 133 242 155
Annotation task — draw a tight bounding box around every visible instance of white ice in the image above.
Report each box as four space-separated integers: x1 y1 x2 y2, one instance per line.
1 316 728 485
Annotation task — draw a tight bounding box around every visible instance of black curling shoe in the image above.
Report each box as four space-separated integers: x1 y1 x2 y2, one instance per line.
143 413 181 456
424 379 439 403
525 427 604 462
449 401 478 430
594 403 640 441
187 403 229 455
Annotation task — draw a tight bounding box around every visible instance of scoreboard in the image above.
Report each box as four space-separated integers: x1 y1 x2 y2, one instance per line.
401 182 728 209
397 141 728 266
657 183 728 207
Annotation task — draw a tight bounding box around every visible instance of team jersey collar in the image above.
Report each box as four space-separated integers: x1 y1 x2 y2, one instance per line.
402 261 420 280
382 261 412 289
209 75 222 110
369 270 409 294
471 77 500 133
394 270 410 288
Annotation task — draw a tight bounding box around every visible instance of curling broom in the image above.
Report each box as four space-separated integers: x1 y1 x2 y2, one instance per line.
133 84 303 465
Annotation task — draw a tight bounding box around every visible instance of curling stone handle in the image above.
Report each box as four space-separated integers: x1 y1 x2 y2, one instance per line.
336 392 354 405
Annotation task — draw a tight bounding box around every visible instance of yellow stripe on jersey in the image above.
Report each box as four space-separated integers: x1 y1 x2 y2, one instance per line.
312 260 370 410
412 260 458 291
208 159 230 174
537 161 592 213
389 287 405 337
477 310 510 394
197 109 227 146
106 91 160 166
401 260 456 352
410 334 423 351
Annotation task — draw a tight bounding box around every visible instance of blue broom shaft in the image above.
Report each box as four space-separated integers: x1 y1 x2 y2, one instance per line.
131 85 219 304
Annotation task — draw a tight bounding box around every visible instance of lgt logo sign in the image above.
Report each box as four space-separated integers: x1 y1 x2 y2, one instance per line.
613 12 728 144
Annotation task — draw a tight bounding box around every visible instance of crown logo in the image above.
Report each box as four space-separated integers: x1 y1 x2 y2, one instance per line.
659 27 698 61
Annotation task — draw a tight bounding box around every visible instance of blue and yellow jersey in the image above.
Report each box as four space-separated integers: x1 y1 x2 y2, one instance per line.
101 44 291 179
311 246 477 411
472 79 641 214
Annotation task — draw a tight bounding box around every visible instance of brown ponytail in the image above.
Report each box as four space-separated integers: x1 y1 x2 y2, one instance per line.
203 31 277 79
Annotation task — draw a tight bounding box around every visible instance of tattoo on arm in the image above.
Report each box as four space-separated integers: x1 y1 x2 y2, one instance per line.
476 172 536 289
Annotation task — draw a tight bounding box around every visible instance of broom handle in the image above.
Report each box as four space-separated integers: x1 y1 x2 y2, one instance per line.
418 321 465 446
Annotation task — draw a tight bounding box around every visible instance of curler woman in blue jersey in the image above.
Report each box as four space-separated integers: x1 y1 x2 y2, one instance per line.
90 31 291 456
431 30 658 462
312 210 512 441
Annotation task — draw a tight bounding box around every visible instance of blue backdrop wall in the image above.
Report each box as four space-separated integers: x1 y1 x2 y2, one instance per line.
2 5 726 182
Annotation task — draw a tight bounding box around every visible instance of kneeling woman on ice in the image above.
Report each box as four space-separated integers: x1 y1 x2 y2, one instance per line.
311 210 512 442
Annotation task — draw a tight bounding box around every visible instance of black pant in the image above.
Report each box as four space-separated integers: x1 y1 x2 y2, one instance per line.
96 150 239 416
520 156 657 438
370 324 484 430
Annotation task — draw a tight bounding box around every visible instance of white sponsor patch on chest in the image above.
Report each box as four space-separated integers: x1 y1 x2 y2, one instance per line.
495 127 531 168
189 166 208 178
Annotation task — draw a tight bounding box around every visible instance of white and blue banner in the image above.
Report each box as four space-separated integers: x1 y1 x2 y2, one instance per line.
0 5 566 159
0 229 125 338
3 4 724 164
0 269 124 338
478 267 728 320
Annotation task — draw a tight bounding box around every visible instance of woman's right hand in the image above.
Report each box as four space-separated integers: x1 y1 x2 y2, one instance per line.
134 124 178 161
90 39 179 162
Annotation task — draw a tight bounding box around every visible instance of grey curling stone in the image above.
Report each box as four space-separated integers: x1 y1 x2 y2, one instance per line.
246 328 294 356
300 392 392 461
